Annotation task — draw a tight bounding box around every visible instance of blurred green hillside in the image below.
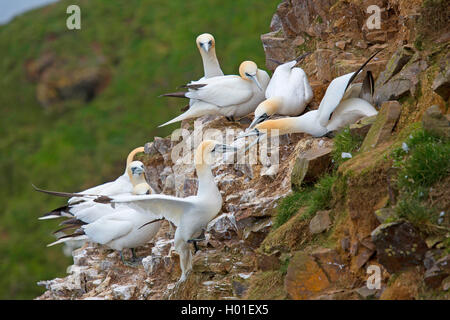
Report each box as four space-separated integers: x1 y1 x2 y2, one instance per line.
0 0 279 299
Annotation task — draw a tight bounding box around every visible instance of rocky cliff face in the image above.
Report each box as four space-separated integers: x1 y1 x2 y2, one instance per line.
37 0 449 300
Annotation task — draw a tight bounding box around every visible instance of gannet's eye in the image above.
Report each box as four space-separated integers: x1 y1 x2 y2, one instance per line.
208 40 212 46
245 72 250 77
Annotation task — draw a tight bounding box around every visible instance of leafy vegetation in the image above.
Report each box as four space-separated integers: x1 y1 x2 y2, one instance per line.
0 0 280 299
390 128 450 231
273 174 337 229
331 127 365 166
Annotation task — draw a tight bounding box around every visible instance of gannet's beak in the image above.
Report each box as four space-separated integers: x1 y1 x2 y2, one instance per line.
249 113 269 129
236 128 260 140
213 144 238 153
201 42 210 53
131 167 144 175
249 74 263 91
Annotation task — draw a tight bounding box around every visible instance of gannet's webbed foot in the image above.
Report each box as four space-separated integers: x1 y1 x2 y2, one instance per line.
322 131 335 139
120 249 140 268
130 248 143 263
187 228 206 243
187 229 206 254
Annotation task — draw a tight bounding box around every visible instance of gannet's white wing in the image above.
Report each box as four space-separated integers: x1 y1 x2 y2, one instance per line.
109 194 196 227
326 98 378 132
290 67 312 106
317 72 355 127
73 202 118 223
82 213 134 245
185 76 253 107
265 61 296 99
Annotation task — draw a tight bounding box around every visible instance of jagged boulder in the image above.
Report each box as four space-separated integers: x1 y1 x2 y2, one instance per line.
291 147 333 189
432 52 450 101
374 53 428 106
424 255 450 289
421 105 450 139
360 101 401 152
371 221 428 273
309 210 331 234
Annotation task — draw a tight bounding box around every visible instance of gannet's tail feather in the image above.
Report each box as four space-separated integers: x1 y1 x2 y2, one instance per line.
158 102 216 127
159 92 188 98
38 204 74 220
47 231 88 247
179 84 207 90
344 49 383 93
59 218 87 226
359 71 374 105
294 52 312 64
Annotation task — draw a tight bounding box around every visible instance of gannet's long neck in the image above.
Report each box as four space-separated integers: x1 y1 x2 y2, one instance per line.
125 147 145 178
263 97 283 116
196 164 218 197
200 48 222 78
130 174 147 187
259 110 327 137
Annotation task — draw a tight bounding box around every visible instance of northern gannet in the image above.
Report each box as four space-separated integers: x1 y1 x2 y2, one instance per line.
160 61 270 126
35 160 152 224
239 51 381 142
249 53 313 129
44 164 161 266
37 147 149 220
95 140 237 281
196 33 223 79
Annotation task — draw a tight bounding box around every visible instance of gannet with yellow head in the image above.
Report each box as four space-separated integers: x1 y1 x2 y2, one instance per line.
94 140 237 281
44 160 161 266
195 33 223 79
160 61 270 126
36 146 153 220
249 54 313 129
238 51 382 146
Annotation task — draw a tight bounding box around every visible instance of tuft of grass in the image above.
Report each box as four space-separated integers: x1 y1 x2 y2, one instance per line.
394 129 449 197
273 188 312 229
390 128 450 231
273 174 337 229
331 127 364 166
395 198 438 226
304 174 337 217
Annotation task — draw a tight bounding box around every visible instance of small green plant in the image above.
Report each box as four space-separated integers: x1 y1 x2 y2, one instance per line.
273 188 312 229
395 129 449 196
273 174 337 228
331 127 364 166
304 174 337 217
390 127 450 231
395 198 438 226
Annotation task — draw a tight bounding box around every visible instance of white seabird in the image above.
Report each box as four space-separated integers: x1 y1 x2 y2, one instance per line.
97 140 237 281
239 50 381 142
159 60 270 126
45 165 161 266
36 147 150 220
249 53 313 129
196 33 223 79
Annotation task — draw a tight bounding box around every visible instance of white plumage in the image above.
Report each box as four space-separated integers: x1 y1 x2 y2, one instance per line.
103 140 236 281
38 147 150 221
249 59 313 129
160 61 270 126
240 51 381 140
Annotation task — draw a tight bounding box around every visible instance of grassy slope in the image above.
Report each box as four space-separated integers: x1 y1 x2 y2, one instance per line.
0 0 279 299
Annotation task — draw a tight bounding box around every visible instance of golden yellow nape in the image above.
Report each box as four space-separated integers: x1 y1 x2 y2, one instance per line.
239 60 258 79
194 140 216 167
126 146 145 180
